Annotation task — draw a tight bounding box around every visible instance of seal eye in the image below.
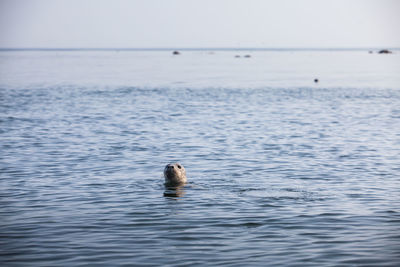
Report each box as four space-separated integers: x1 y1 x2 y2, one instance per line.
177 165 181 169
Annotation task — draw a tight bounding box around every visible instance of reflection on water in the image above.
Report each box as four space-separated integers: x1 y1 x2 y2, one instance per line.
164 185 186 198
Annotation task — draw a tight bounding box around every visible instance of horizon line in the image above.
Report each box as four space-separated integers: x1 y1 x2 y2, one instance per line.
0 47 399 52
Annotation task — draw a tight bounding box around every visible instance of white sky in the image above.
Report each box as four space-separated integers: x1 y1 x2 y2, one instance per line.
0 0 399 48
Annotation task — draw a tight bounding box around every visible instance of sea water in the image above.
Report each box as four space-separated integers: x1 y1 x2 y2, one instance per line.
1 49 400 266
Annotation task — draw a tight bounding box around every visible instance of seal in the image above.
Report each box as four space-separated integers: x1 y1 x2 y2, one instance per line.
164 163 187 186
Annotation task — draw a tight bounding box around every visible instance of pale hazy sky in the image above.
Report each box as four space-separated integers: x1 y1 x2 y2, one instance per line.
0 0 399 48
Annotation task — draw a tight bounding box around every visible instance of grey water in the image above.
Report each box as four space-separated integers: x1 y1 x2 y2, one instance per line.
1 49 400 266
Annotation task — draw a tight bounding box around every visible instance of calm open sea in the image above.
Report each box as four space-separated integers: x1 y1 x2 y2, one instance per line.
1 49 400 266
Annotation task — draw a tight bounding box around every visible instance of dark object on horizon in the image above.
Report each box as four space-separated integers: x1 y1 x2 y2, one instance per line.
378 49 392 54
172 51 180 55
368 51 373 54
235 55 241 58
314 78 319 83
244 55 251 58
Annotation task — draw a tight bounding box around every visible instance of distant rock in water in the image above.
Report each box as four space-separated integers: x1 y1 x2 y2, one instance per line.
314 78 319 83
378 49 392 54
172 51 180 55
235 54 252 58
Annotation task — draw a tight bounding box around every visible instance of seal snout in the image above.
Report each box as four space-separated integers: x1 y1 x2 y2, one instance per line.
166 164 182 170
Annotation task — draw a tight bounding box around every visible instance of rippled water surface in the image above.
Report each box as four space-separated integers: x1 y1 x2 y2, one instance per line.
1 50 400 266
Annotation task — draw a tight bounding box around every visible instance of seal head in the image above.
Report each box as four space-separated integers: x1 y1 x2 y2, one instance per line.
164 163 187 186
